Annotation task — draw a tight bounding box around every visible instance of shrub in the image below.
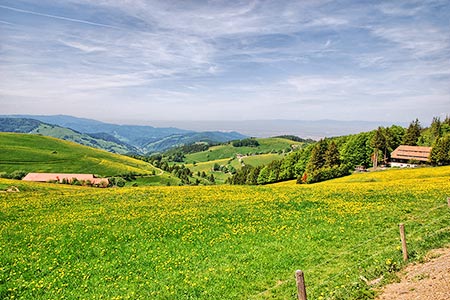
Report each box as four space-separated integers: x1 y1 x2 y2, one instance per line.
109 177 126 187
304 164 352 184
232 138 260 147
9 170 27 180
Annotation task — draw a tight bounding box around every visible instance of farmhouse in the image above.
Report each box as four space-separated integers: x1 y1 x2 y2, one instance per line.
23 173 109 186
390 145 432 167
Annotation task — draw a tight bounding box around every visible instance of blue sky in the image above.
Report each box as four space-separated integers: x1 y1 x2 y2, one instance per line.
0 0 449 125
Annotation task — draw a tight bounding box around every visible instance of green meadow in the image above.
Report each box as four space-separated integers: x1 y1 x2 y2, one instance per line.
1 166 449 299
183 138 301 164
0 133 159 176
185 153 285 184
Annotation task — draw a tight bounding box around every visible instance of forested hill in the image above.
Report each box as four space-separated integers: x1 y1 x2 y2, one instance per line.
229 117 450 185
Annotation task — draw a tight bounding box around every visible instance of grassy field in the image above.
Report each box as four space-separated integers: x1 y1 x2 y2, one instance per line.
0 133 159 177
1 166 449 299
185 153 286 184
178 137 299 184
184 138 301 164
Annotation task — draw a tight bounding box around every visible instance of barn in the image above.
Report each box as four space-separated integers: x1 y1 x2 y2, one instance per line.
390 145 432 167
22 173 109 186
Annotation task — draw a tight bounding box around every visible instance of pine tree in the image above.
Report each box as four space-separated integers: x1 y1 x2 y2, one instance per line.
209 174 215 183
444 115 450 126
430 116 442 142
402 119 422 146
324 141 340 168
306 139 328 173
370 127 386 168
430 135 450 165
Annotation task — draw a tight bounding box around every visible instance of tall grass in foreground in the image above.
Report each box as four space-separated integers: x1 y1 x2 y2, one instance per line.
1 166 449 299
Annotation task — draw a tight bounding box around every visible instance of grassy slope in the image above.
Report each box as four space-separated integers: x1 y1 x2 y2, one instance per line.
184 138 301 164
1 166 449 299
180 138 302 183
0 133 158 176
186 153 285 184
31 123 133 154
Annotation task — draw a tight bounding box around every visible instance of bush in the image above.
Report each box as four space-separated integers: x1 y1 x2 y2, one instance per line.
304 164 352 184
1 170 27 180
232 138 260 147
108 177 126 187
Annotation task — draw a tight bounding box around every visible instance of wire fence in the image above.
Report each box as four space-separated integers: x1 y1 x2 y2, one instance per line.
250 200 450 299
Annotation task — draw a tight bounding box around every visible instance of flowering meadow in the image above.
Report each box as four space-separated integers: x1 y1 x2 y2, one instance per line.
1 166 449 299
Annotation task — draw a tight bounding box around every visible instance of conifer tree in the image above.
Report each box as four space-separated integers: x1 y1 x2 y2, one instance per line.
430 116 442 142
370 127 386 168
306 139 328 173
402 119 422 146
430 135 450 165
324 141 340 168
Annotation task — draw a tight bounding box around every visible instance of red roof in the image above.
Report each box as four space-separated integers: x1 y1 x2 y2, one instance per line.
391 145 432 162
23 173 108 185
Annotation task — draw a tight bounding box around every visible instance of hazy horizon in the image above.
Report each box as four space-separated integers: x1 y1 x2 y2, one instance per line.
2 113 412 139
1 1 449 123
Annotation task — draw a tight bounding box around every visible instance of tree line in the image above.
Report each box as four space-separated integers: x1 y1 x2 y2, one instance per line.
229 117 450 185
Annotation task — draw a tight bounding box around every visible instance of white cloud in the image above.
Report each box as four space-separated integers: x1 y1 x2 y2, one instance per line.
371 25 450 58
0 4 121 29
286 76 364 95
59 40 106 53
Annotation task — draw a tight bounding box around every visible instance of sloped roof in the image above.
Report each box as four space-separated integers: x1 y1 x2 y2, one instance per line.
23 173 108 184
391 145 432 162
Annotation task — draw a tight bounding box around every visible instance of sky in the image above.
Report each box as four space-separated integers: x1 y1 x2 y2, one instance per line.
0 0 449 125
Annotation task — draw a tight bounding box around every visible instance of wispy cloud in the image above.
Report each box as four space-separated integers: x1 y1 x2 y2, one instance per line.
0 19 14 25
59 40 106 53
0 4 121 29
372 25 450 58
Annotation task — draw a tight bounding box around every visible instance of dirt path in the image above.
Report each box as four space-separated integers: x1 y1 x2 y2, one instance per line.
376 246 450 300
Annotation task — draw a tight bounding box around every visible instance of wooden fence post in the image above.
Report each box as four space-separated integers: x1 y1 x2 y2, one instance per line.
399 223 408 261
447 197 450 208
295 270 307 300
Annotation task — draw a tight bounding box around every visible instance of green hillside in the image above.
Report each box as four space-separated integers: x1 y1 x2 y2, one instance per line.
31 123 137 154
0 133 158 176
149 137 305 184
1 166 449 299
0 118 137 154
187 153 285 184
184 138 302 164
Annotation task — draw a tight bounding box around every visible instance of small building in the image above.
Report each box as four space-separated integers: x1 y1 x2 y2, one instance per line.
390 145 432 168
22 173 109 186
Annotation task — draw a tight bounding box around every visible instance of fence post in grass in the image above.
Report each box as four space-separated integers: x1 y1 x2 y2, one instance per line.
399 223 408 261
295 270 307 300
447 197 450 208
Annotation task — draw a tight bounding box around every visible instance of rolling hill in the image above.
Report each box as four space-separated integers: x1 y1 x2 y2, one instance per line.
1 115 247 153
167 137 310 184
183 137 304 164
0 118 138 154
0 132 158 176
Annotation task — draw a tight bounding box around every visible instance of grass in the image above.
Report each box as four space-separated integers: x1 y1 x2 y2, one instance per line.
0 133 159 176
1 166 449 299
184 153 285 184
30 123 133 154
180 138 293 184
184 138 301 164
124 174 181 187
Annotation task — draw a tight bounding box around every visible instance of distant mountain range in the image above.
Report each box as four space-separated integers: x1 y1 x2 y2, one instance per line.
147 119 408 138
0 115 246 154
